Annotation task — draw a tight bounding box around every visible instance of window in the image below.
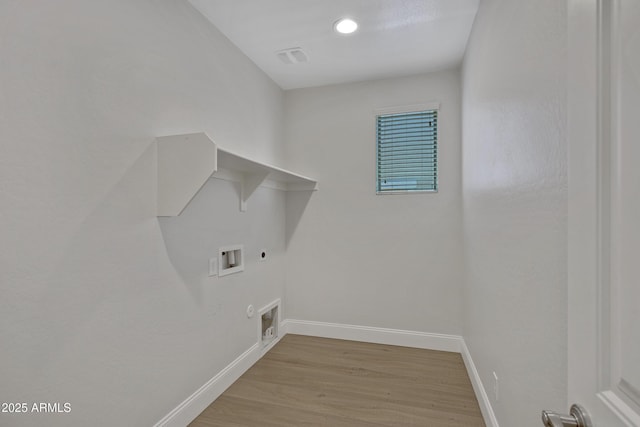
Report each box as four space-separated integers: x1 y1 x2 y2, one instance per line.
376 107 438 193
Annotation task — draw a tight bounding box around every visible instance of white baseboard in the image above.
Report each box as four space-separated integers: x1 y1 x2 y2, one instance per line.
282 319 463 353
153 337 277 427
460 340 500 427
284 319 498 427
155 320 497 427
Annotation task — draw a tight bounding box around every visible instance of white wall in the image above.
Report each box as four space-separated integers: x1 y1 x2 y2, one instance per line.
0 1 286 426
461 1 568 426
284 71 463 335
0 1 574 425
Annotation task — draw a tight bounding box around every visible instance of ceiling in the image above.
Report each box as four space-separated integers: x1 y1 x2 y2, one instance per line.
189 0 479 90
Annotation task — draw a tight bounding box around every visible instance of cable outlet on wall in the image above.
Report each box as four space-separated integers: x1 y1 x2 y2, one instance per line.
493 371 499 401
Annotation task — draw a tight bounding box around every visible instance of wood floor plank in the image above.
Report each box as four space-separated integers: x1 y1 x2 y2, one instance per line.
193 395 384 427
223 377 483 425
234 360 479 414
189 335 485 427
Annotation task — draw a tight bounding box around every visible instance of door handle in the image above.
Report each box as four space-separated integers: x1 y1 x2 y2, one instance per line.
541 404 592 427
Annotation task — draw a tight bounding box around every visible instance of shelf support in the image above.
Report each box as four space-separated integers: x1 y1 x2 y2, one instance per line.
156 133 317 216
240 172 269 212
157 133 217 217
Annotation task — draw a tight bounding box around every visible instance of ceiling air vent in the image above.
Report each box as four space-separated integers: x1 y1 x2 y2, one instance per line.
276 47 308 65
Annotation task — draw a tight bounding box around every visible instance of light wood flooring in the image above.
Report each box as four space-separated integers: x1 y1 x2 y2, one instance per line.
189 334 485 426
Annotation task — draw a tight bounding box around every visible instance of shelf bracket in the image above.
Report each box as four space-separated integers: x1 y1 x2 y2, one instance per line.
240 172 269 212
156 133 217 217
156 133 317 216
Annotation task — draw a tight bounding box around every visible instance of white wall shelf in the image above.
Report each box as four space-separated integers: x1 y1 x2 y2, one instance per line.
156 132 317 216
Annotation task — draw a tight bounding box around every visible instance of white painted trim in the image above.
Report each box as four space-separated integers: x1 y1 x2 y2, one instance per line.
155 320 498 427
374 102 441 116
460 340 500 427
598 391 640 427
153 342 262 427
282 319 462 353
283 319 497 426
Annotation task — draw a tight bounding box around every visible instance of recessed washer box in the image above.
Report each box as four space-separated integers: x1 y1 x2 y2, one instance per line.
259 299 280 347
218 245 244 277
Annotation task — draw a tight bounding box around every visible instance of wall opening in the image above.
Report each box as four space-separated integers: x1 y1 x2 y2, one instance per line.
259 299 280 347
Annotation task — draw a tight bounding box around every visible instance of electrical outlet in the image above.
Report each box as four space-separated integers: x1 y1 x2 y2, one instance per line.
493 371 499 401
208 258 218 277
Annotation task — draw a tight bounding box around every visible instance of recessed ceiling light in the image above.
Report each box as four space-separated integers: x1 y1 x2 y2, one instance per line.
334 18 358 34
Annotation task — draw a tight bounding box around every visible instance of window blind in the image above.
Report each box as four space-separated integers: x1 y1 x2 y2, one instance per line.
376 109 438 193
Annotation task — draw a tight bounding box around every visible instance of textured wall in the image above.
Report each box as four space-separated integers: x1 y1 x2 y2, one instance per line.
461 0 568 425
284 71 463 335
0 1 285 425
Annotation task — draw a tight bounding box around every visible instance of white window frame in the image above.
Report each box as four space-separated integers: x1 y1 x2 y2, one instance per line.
374 102 440 195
